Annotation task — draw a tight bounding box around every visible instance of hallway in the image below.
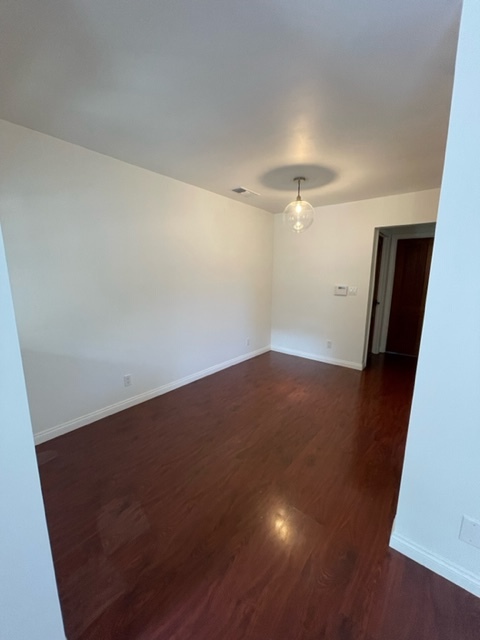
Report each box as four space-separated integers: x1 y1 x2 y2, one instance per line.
37 353 480 639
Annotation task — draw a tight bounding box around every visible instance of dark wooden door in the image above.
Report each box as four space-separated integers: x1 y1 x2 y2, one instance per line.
386 237 433 356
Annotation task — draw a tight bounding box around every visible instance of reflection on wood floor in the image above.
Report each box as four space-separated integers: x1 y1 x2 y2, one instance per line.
37 352 480 639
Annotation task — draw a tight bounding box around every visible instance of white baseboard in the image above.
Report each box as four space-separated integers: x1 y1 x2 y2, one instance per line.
390 532 480 597
270 345 363 371
34 346 270 445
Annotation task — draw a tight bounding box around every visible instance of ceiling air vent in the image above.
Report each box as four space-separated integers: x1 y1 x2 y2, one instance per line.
231 186 260 198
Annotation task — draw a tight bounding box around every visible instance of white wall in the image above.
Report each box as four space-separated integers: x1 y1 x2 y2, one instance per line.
271 189 439 369
0 227 65 639
0 120 273 442
391 0 480 597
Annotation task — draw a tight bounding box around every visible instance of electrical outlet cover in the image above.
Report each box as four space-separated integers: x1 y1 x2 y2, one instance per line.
459 515 480 549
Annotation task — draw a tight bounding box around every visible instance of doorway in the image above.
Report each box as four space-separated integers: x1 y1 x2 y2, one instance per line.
365 223 435 362
386 237 433 356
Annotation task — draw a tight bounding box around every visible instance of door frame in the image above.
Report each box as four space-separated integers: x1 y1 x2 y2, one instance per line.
362 223 436 367
370 231 390 355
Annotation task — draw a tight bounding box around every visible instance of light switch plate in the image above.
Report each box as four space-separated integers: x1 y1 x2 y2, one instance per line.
334 285 348 296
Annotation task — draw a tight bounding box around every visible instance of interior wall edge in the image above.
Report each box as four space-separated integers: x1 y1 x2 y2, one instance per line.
270 345 363 371
34 345 271 445
390 532 480 598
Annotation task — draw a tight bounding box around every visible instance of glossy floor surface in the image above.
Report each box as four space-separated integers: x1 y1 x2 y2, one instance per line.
37 353 480 639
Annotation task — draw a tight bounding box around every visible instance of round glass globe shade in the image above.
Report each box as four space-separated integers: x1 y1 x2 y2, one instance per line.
283 199 314 233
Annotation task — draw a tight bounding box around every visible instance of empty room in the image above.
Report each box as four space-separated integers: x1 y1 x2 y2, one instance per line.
1 1 480 639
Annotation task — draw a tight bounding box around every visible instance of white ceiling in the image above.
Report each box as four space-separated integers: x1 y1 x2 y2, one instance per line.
0 0 462 213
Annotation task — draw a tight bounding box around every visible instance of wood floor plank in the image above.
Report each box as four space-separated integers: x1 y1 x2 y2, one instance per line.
36 353 480 639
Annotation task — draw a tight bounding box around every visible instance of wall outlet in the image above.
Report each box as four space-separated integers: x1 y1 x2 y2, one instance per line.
124 374 132 387
327 341 332 349
459 515 480 549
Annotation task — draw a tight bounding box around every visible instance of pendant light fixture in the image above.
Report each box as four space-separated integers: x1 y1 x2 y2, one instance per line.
283 177 314 233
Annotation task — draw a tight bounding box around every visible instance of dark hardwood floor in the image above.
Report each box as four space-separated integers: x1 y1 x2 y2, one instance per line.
36 352 480 639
